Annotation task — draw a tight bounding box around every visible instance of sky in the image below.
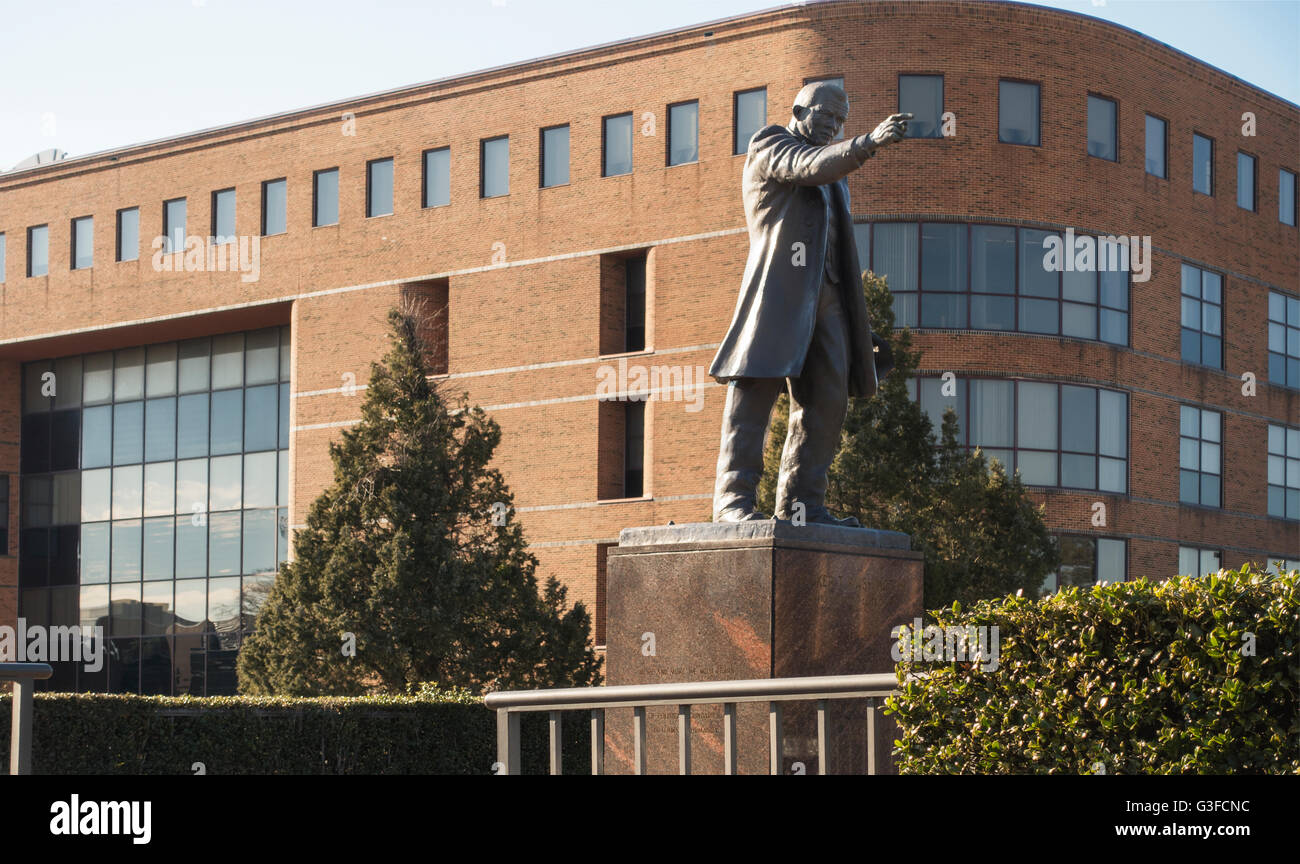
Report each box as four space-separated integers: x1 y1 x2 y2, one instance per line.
0 0 1296 171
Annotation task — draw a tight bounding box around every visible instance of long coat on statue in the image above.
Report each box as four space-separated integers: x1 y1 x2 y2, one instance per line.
709 123 879 398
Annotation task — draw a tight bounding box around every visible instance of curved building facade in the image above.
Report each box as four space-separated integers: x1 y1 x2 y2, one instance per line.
0 0 1295 693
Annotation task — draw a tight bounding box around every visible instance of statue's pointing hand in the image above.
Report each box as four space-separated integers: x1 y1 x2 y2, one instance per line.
870 113 912 149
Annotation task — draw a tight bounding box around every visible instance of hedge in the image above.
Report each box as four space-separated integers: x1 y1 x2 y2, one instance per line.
886 564 1299 774
0 685 590 775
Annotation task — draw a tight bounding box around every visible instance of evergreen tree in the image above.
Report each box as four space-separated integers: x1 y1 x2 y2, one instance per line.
238 309 603 695
759 273 1058 607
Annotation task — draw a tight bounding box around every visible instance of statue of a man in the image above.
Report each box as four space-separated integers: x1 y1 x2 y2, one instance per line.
709 81 910 526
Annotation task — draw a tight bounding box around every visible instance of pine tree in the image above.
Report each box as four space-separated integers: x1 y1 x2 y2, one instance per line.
237 308 603 695
759 272 1058 607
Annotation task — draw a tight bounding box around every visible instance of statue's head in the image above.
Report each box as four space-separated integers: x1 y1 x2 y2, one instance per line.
790 81 849 145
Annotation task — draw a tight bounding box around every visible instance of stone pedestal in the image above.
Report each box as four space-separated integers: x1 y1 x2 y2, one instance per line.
604 521 923 774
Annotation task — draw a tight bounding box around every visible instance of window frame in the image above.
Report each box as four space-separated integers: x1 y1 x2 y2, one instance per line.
260 178 287 237
312 168 340 228
1280 168 1297 226
666 99 700 167
211 188 236 245
601 112 634 178
1178 405 1223 509
1267 290 1300 389
1179 262 1225 369
1267 423 1299 521
116 207 140 262
998 78 1042 147
732 86 767 156
1192 132 1215 195
27 224 49 278
1044 534 1128 594
365 157 395 218
539 124 571 189
70 215 93 271
1144 113 1168 179
1086 93 1118 162
421 147 451 209
1236 150 1257 212
479 135 510 199
1178 545 1223 577
897 73 945 140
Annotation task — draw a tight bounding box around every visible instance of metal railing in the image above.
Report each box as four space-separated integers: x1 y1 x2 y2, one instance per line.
484 672 899 775
2 662 53 776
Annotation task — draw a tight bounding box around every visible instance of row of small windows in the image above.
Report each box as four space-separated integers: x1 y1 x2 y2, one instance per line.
972 78 1296 222
7 72 1295 281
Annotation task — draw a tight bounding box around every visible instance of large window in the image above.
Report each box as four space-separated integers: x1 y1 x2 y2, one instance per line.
899 75 943 139
603 113 633 177
366 158 394 217
1042 535 1126 594
733 87 767 155
998 80 1040 146
212 188 235 244
1145 114 1167 178
1268 291 1300 388
312 169 339 227
1179 546 1221 577
19 327 291 695
116 208 139 262
1237 152 1256 211
163 198 186 253
1268 424 1299 520
423 147 450 208
1086 95 1117 161
1180 264 1223 368
261 179 286 236
913 377 1128 492
1193 133 1214 195
541 124 570 188
27 225 49 277
1281 169 1297 226
668 101 699 166
480 136 509 198
71 216 93 270
1179 406 1221 508
864 221 1128 344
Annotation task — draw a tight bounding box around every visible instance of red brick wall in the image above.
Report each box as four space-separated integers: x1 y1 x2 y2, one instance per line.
0 1 1295 644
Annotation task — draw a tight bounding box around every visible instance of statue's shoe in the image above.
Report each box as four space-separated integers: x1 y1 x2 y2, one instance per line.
715 507 772 522
778 507 863 528
810 512 862 528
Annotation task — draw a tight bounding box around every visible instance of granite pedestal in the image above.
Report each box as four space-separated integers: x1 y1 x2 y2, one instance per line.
604 521 923 774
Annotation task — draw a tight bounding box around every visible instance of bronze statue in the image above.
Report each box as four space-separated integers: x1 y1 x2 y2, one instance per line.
710 81 910 526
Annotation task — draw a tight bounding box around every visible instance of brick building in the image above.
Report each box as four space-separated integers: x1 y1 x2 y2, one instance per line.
0 0 1295 694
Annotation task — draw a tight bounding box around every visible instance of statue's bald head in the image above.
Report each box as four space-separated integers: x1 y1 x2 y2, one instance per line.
790 81 849 145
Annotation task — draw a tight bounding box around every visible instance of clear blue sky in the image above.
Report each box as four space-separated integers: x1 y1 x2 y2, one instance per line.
1 0 1296 171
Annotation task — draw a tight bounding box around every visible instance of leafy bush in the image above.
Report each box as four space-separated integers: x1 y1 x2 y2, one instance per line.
886 564 1299 774
0 686 590 775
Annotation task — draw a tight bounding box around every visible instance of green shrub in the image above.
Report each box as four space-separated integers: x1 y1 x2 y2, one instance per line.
0 686 590 775
886 564 1299 774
